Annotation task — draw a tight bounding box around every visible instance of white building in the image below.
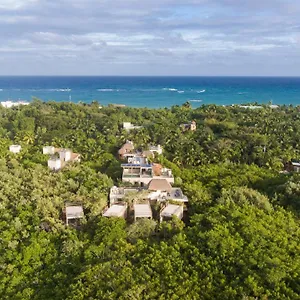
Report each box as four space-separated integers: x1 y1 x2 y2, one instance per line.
59 149 72 162
65 205 84 226
47 148 80 171
48 157 62 171
103 204 127 218
123 122 142 131
1 101 29 108
43 146 55 155
291 161 300 172
160 204 183 222
9 145 21 153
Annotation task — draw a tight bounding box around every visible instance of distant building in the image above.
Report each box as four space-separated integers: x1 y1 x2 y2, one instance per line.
1 101 29 108
65 205 84 226
123 122 142 131
43 146 55 155
103 203 128 218
160 204 183 222
46 148 80 171
180 120 196 131
9 145 21 153
287 161 300 172
134 203 152 221
48 157 62 171
58 149 72 162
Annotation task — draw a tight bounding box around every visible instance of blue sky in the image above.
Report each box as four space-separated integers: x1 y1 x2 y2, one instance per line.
0 0 300 75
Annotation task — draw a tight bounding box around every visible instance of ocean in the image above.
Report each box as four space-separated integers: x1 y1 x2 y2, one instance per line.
0 76 300 108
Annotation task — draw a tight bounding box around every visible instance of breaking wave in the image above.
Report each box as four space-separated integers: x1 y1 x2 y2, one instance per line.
97 88 124 92
189 99 203 102
197 89 206 93
28 88 71 92
163 88 178 91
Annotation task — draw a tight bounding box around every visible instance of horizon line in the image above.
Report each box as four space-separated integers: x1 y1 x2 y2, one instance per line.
0 75 300 78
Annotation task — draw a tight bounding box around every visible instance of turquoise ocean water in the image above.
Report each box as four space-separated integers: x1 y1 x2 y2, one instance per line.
0 76 300 108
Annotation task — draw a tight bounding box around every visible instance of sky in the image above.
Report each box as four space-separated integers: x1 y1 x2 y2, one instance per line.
0 0 300 76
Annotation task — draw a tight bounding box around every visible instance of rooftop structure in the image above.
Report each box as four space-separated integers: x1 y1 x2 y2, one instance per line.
9 145 21 154
121 162 174 186
65 205 84 226
160 204 183 221
109 186 143 204
134 203 152 221
1 101 30 108
147 187 188 202
103 204 127 218
127 155 148 165
109 185 188 204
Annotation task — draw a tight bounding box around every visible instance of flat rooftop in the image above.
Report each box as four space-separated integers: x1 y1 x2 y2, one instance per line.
134 204 152 218
103 205 127 217
161 204 182 218
121 163 152 168
66 206 84 219
168 188 188 202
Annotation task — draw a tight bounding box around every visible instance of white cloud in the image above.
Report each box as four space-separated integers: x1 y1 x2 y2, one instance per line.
0 0 300 75
0 0 38 10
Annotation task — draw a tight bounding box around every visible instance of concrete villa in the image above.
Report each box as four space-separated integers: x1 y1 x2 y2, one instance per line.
45 147 81 171
121 161 174 186
160 204 183 221
134 203 152 221
103 203 128 218
64 204 84 226
109 179 188 205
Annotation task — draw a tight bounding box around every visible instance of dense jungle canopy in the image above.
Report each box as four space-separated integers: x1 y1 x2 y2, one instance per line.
0 100 300 299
